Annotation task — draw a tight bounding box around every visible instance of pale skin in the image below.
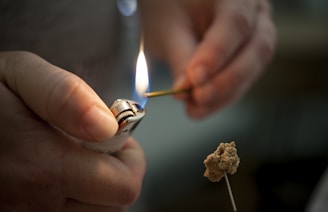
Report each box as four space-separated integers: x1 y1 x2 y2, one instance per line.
140 0 276 118
0 51 146 212
0 0 276 211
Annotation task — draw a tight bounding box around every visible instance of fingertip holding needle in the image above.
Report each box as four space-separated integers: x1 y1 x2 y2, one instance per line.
143 88 190 98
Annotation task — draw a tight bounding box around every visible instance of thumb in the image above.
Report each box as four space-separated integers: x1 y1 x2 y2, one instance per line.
0 51 118 142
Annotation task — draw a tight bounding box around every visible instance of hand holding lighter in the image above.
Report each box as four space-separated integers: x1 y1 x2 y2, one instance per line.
83 99 145 153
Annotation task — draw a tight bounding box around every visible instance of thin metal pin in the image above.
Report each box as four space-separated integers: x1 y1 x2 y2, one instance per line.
224 171 237 212
143 88 190 98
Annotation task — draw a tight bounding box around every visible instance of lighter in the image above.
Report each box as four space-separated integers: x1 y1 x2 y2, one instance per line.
83 99 145 153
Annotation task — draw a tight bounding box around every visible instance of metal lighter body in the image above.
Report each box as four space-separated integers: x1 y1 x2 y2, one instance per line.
83 99 145 153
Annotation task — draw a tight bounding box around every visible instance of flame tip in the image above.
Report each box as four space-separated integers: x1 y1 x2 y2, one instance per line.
133 45 149 107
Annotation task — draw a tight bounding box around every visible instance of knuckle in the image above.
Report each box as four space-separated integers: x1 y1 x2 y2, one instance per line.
9 50 37 60
230 2 255 38
257 37 275 64
260 0 273 15
257 24 277 64
232 11 253 38
45 72 83 118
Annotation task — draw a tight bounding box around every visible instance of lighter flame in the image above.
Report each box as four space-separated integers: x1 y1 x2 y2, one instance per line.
135 48 149 97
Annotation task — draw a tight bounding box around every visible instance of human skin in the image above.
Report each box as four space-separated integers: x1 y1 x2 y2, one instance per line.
0 0 276 210
140 0 276 119
0 51 146 212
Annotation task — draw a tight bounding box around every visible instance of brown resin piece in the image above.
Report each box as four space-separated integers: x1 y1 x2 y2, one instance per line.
203 141 240 182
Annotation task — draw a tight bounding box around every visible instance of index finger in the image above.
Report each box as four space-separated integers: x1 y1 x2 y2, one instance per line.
0 51 118 142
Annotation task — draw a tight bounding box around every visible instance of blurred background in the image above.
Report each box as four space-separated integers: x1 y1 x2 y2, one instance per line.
1 0 327 211
127 1 328 211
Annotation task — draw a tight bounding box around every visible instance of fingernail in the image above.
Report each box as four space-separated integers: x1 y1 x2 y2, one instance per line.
192 66 207 86
81 106 118 141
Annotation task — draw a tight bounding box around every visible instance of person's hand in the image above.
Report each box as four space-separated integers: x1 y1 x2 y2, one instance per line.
0 51 146 211
140 0 276 119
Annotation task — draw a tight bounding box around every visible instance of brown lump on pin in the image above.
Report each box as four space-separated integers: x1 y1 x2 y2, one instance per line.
203 141 240 182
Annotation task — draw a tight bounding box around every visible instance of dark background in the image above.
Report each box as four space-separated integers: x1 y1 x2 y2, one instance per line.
1 0 327 211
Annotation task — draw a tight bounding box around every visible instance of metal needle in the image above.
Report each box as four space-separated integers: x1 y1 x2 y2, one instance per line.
224 171 237 212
